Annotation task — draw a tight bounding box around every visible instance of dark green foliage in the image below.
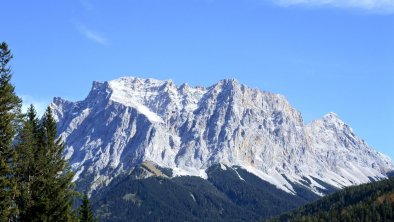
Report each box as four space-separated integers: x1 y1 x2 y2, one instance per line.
94 175 250 222
206 165 319 219
16 105 78 221
92 164 318 222
15 105 41 221
27 107 77 221
0 41 79 221
78 193 97 222
269 176 394 222
0 42 21 220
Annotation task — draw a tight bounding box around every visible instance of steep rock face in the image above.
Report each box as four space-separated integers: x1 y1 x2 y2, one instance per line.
305 113 393 186
51 76 394 194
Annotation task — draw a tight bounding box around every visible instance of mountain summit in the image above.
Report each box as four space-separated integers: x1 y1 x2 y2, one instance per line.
51 76 394 194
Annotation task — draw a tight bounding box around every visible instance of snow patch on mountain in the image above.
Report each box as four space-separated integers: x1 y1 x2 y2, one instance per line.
233 168 245 181
108 78 164 123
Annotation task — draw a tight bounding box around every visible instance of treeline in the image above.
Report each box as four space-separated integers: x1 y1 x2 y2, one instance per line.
269 176 394 222
0 42 97 221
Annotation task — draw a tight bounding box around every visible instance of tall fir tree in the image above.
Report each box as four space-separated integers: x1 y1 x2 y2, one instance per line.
15 105 41 221
0 42 21 221
28 106 77 222
78 193 97 222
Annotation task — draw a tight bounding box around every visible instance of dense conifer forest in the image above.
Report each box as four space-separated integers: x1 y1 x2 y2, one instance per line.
0 42 96 222
270 176 394 222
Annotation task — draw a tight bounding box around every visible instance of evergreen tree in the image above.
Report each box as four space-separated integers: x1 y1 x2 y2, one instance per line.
0 42 21 221
29 107 77 221
15 105 40 221
78 193 97 222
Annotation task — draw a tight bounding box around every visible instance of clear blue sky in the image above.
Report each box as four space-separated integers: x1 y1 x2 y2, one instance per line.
1 0 393 159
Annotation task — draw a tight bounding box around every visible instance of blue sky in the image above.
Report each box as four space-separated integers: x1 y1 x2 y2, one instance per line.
1 0 393 159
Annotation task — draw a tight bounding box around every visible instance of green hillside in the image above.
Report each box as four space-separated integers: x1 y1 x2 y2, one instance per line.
91 164 320 222
269 176 394 222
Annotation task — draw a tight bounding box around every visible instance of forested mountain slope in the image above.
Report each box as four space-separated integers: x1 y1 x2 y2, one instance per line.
269 176 394 222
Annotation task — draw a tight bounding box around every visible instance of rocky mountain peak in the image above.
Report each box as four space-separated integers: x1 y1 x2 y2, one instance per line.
322 112 345 125
307 112 353 140
51 76 394 195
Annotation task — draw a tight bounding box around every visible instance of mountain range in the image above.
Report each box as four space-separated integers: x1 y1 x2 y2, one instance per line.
50 76 394 221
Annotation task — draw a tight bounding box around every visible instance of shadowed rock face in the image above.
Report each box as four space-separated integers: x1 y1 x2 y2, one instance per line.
51 76 394 194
